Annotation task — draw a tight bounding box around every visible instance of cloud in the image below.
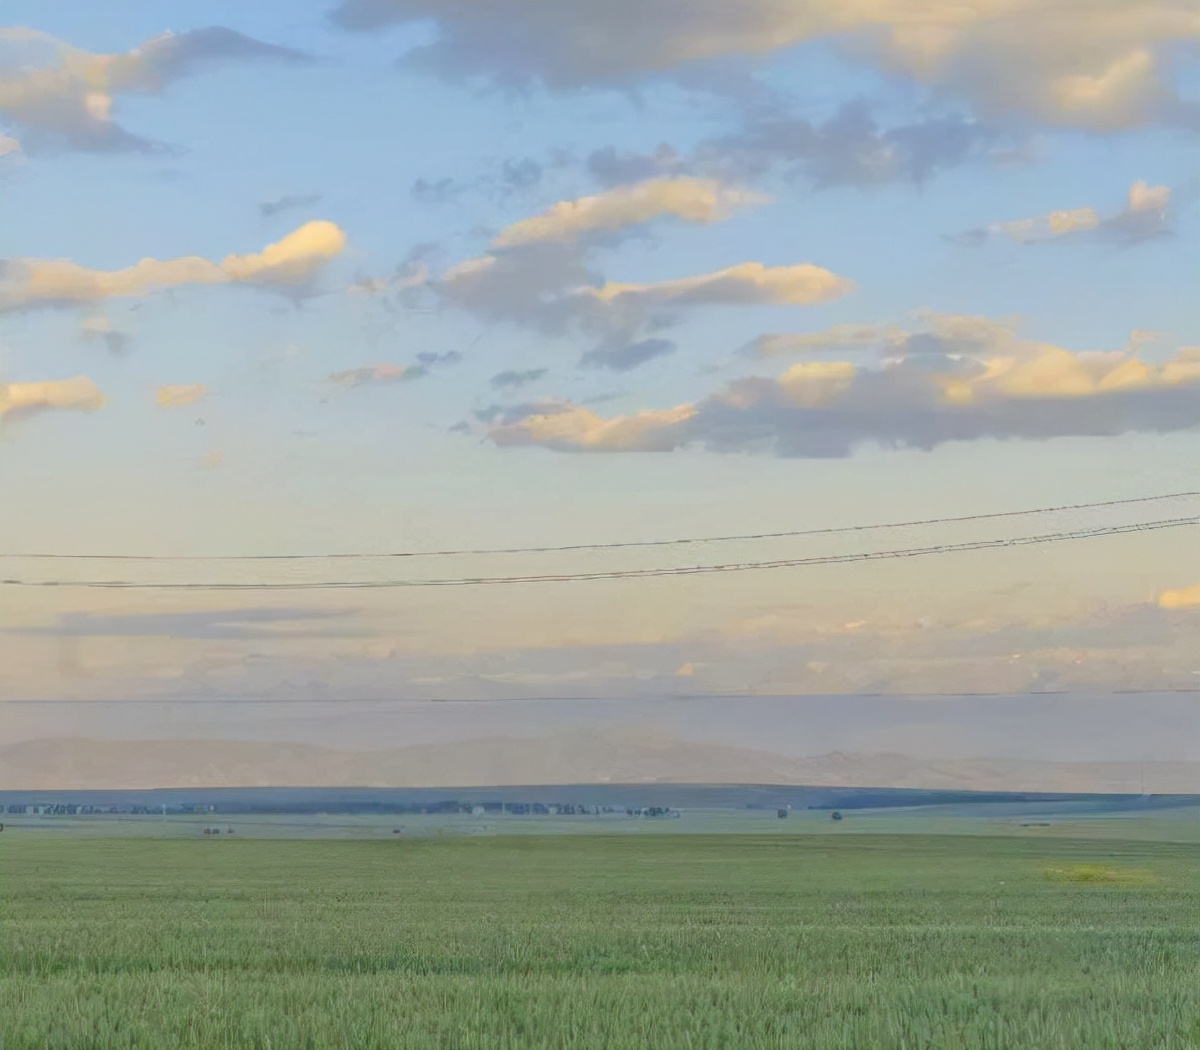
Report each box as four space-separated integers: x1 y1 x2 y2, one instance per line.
0 132 22 157
437 244 852 355
411 176 469 203
580 337 677 372
490 368 548 390
0 220 347 312
155 383 209 408
80 315 131 355
436 177 772 329
0 26 311 153
0 375 104 421
15 607 358 640
490 402 696 452
327 0 1200 131
742 324 908 358
411 156 549 204
1157 583 1200 609
327 363 425 386
587 144 685 186
587 104 997 194
415 351 463 368
956 179 1175 247
259 193 323 218
487 318 1200 456
435 181 851 376
712 102 994 188
586 261 853 309
490 177 766 249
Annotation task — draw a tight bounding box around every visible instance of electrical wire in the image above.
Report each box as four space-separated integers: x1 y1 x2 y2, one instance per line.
2 489 1195 562
3 515 1193 590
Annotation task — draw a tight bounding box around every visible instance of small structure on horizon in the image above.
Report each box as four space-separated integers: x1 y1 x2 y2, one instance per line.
776 808 789 819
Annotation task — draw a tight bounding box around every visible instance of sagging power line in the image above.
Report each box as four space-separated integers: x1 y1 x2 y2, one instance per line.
2 490 1195 562
2 515 1194 591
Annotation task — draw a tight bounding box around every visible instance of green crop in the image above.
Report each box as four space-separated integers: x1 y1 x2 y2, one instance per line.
2 834 1196 1049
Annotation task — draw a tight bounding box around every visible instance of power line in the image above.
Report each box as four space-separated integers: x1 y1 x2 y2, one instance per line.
2 490 1195 562
2 515 1193 591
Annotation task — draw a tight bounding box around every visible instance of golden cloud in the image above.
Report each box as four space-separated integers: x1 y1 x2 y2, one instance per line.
491 178 767 248
1157 583 1200 609
487 319 1200 456
155 384 209 408
0 375 104 418
587 261 854 308
0 220 346 311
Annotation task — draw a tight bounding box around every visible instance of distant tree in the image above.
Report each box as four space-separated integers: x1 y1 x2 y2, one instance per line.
830 811 843 822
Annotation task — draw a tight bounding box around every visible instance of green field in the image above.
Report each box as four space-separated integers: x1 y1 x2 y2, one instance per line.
3 833 1197 1049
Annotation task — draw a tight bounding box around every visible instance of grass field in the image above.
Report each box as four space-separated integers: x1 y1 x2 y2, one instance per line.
2 833 1197 1049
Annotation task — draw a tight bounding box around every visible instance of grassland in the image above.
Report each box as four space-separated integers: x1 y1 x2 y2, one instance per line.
2 833 1197 1049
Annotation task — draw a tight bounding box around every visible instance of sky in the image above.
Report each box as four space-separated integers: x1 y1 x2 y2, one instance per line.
1 1 1198 769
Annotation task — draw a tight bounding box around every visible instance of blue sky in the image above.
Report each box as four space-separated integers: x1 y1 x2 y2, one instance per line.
1 1 1198 766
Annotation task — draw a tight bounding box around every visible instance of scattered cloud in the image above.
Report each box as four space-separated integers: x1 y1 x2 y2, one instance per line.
742 324 908 358
490 177 766 249
490 402 697 453
580 337 676 372
328 0 1200 131
411 176 469 203
259 193 323 218
487 317 1200 456
0 220 347 312
588 144 685 186
0 132 22 157
80 314 131 355
954 179 1175 247
14 606 359 639
155 383 209 408
586 105 998 197
585 261 853 310
0 26 311 153
437 239 852 375
416 350 463 368
435 184 851 376
490 368 548 390
327 363 426 386
1157 583 1200 609
0 375 104 422
411 155 549 204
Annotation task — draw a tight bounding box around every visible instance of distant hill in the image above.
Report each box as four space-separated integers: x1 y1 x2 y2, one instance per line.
2 730 1197 793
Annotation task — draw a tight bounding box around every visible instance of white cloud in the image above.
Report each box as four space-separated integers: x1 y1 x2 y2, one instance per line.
491 178 766 248
0 375 104 420
0 26 309 152
329 0 1200 131
0 220 347 312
